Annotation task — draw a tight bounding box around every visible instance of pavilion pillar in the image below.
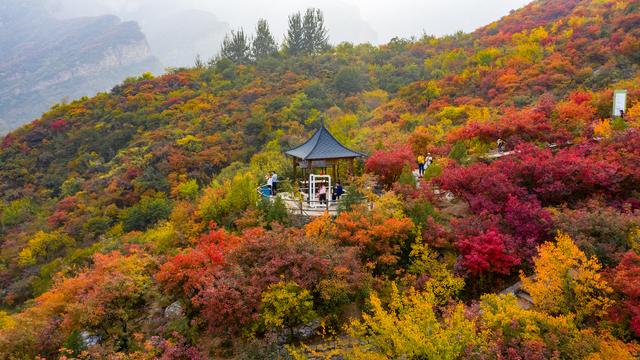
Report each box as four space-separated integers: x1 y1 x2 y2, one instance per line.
350 159 355 180
292 157 298 190
332 164 337 184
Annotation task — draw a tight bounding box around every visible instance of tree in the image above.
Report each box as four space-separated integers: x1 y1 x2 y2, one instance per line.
346 284 479 359
284 12 304 56
121 195 172 232
457 228 521 276
0 252 154 358
448 141 467 163
302 8 329 54
480 293 636 359
18 231 75 266
334 66 367 95
220 28 251 64
332 204 414 275
409 232 464 305
365 145 415 188
611 251 640 338
521 232 614 325
252 19 278 60
398 80 441 110
260 282 316 340
158 226 365 336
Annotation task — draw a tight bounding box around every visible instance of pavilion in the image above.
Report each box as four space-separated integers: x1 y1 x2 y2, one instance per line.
284 125 365 213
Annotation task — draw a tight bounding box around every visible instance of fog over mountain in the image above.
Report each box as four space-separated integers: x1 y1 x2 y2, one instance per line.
50 0 531 60
0 0 530 132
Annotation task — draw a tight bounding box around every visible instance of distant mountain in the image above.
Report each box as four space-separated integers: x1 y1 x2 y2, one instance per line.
140 9 229 68
0 2 162 133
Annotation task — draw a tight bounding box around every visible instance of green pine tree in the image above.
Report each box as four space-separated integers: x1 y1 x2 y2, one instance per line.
285 12 304 56
220 28 251 64
252 19 278 60
302 8 328 54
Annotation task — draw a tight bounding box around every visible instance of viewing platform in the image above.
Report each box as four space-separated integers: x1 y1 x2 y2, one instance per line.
279 192 340 217
277 124 366 217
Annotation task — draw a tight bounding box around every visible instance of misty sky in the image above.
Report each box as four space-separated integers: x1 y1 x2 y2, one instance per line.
52 0 532 44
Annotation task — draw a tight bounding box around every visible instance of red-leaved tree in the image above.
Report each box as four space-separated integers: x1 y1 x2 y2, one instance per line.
365 145 415 188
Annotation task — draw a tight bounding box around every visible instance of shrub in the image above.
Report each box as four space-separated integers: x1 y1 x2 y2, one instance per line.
365 145 415 188
1 198 35 230
552 203 640 266
260 282 316 340
448 141 468 163
611 251 640 339
157 227 365 336
198 172 258 226
121 195 172 232
334 67 367 94
457 228 521 276
257 196 289 228
346 283 478 359
337 184 366 213
521 232 614 325
332 204 414 275
18 231 75 266
176 179 199 200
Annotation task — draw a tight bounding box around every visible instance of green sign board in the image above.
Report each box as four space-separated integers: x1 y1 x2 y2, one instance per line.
613 89 627 117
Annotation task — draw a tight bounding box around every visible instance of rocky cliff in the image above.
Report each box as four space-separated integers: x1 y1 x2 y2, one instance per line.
0 3 162 133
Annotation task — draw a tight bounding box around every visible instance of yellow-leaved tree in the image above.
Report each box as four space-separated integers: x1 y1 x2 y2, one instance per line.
346 283 479 359
408 229 464 306
593 119 613 139
521 232 613 324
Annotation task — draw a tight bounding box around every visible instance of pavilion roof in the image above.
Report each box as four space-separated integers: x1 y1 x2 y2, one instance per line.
285 125 365 161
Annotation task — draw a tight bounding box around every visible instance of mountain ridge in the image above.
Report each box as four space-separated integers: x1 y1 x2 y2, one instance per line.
0 5 162 133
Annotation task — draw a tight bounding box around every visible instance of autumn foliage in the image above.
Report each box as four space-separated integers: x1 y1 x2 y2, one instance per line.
1 0 640 357
365 145 415 188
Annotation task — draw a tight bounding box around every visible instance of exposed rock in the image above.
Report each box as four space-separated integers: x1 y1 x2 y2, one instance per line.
500 278 535 310
295 319 321 339
80 331 101 347
164 301 184 319
0 2 162 133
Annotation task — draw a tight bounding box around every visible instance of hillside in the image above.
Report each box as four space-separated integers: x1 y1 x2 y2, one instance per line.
1 0 640 358
0 1 162 133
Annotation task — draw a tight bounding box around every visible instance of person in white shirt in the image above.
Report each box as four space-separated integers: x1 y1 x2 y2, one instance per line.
266 174 273 196
271 171 278 195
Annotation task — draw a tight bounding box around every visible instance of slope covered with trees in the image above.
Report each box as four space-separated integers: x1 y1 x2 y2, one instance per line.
1 0 640 358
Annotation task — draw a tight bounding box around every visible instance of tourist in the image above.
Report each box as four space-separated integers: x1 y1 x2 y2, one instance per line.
333 182 344 201
426 153 433 168
417 154 426 177
318 182 327 205
271 171 278 195
497 138 505 153
266 173 273 196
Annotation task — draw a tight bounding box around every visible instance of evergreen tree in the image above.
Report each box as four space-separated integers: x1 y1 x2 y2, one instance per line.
252 19 278 60
194 54 205 69
302 8 329 54
220 28 251 64
285 12 304 56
